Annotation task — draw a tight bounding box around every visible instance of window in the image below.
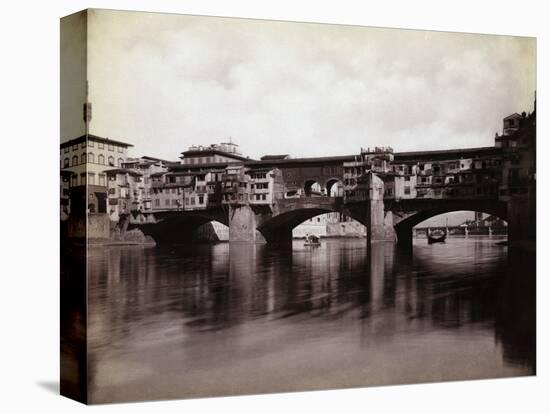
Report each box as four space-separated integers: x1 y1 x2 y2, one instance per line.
165 199 170 206
108 144 114 151
172 199 178 206
262 194 267 200
98 142 104 149
98 174 106 186
72 155 78 166
64 147 69 153
404 186 411 195
118 158 124 167
88 152 95 163
88 173 95 185
511 155 521 165
72 144 78 151
98 154 105 165
88 140 94 147
117 146 123 153
64 158 69 168
191 197 195 205
81 153 86 164
81 142 86 148
108 156 115 166
80 173 86 186
155 199 160 207
71 174 77 187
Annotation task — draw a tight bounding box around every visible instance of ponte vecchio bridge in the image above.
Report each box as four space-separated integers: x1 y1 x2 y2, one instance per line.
127 111 535 248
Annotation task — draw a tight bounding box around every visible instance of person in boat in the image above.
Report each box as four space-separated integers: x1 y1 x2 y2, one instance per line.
305 234 320 244
427 228 446 244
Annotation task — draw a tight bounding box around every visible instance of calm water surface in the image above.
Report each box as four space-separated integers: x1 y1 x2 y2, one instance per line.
86 237 535 403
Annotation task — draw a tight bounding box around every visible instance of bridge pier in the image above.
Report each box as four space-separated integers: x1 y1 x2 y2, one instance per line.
395 225 413 247
228 205 267 243
366 173 396 248
507 188 536 244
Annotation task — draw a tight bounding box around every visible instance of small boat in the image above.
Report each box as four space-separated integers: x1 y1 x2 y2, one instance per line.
304 235 321 246
427 228 446 244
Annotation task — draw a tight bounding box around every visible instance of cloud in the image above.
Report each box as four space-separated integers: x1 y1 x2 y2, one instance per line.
82 10 536 161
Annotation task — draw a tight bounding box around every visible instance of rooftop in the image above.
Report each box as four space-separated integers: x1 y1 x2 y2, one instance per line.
260 154 290 161
105 168 142 176
171 160 246 171
180 148 250 162
140 155 177 164
60 134 134 149
245 154 355 167
503 113 523 120
394 146 501 162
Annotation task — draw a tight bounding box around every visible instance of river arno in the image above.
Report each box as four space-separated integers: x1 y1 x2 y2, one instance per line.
86 237 535 403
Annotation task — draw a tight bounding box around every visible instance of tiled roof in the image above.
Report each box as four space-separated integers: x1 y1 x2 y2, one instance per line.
60 134 134 149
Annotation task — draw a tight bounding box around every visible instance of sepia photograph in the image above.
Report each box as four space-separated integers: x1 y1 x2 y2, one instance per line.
60 8 536 405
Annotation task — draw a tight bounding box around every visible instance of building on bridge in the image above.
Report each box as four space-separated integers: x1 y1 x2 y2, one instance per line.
221 165 285 206
105 156 174 221
60 100 535 246
495 109 536 200
106 168 144 221
179 141 249 165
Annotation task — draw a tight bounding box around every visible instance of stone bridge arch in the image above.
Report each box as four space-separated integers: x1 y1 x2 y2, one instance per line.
256 197 366 243
130 208 228 243
325 177 344 197
388 199 508 246
304 179 324 197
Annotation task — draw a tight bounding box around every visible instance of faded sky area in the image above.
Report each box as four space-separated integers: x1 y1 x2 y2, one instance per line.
80 9 536 162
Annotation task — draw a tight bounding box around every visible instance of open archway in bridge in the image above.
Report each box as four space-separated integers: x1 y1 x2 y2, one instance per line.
325 178 344 198
413 210 508 238
292 211 366 240
257 207 367 244
129 210 229 244
392 202 508 246
304 180 324 197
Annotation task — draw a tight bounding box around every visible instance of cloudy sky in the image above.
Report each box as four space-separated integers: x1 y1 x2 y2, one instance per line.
80 9 536 162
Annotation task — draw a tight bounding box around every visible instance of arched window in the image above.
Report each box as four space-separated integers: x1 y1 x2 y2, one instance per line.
118 158 124 167
64 158 69 168
98 154 105 165
81 153 86 164
72 155 78 166
108 156 115 166
88 152 95 163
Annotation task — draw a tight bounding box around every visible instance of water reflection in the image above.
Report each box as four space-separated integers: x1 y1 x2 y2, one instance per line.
86 237 535 403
